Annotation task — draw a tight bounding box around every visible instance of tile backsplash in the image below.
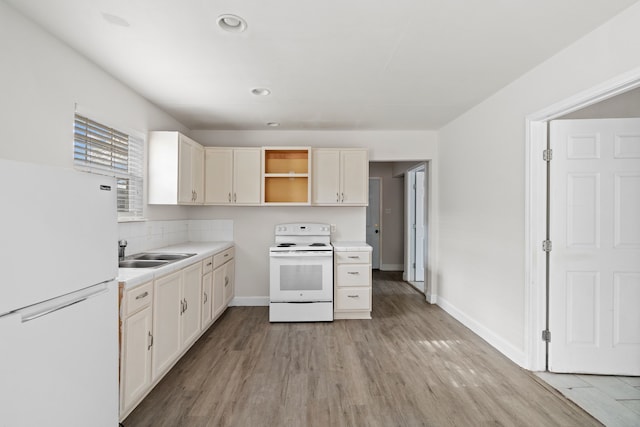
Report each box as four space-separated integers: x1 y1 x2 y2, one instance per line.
118 220 233 255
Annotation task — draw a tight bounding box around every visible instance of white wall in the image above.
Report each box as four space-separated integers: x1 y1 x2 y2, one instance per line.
189 206 364 303
0 1 189 220
190 130 437 301
190 130 437 161
436 1 640 365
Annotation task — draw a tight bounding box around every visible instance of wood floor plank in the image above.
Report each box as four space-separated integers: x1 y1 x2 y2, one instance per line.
123 271 601 427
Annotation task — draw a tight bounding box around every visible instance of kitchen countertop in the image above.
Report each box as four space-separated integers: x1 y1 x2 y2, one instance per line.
331 241 372 251
118 241 234 289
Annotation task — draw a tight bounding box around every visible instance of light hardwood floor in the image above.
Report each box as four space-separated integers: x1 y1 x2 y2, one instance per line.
123 271 601 426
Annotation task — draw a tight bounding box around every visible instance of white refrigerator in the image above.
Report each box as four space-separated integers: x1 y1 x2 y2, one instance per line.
0 159 119 426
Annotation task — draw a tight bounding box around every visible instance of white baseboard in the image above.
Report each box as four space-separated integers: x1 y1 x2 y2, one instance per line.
437 296 526 368
381 264 403 271
229 296 269 307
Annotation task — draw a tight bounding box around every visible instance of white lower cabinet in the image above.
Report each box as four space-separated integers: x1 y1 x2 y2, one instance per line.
333 245 372 319
201 257 214 328
213 248 235 319
152 270 182 380
119 245 234 421
119 281 153 416
180 262 203 349
152 263 202 381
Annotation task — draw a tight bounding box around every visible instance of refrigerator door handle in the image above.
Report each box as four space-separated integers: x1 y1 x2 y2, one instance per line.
21 286 108 323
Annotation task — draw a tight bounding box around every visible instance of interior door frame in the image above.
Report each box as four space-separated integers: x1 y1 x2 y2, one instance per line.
524 68 640 371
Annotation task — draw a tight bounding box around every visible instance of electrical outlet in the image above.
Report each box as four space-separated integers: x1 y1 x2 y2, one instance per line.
330 224 336 232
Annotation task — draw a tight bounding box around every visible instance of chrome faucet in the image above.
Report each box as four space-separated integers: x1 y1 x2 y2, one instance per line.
118 240 128 261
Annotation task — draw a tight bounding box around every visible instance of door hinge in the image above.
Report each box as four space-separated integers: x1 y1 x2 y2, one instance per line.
542 240 552 252
543 149 553 162
542 330 551 342
412 262 416 268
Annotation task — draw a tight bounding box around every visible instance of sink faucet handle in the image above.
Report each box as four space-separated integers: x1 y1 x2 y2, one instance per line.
118 240 128 261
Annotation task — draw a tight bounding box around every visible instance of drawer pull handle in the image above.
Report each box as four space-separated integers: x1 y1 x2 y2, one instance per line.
136 291 149 300
347 256 360 259
347 295 359 298
224 253 229 257
347 271 359 275
206 262 212 266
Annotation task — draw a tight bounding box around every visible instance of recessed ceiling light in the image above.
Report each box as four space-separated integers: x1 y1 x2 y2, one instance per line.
217 14 247 33
266 122 280 127
102 12 130 27
251 88 271 96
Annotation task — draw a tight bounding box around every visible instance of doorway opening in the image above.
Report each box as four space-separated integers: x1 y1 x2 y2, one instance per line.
525 70 640 372
406 164 427 293
368 161 434 302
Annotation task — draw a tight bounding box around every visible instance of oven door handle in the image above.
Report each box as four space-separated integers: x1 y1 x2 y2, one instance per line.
270 251 333 257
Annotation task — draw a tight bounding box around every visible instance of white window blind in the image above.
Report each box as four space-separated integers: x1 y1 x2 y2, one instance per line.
73 113 144 219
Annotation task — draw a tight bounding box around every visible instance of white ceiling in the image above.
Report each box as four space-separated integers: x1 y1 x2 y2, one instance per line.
5 0 638 131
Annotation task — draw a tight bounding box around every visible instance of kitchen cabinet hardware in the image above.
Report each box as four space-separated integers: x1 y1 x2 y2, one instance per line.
347 295 359 298
203 292 208 304
147 331 153 350
136 291 149 300
347 271 359 275
348 255 360 259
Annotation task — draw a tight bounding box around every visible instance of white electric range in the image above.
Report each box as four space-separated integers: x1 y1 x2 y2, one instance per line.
269 223 334 322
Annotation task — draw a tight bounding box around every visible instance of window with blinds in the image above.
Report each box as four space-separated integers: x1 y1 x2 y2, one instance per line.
73 113 144 219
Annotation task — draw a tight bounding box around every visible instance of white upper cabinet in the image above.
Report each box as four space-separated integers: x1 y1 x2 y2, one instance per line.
205 147 261 205
312 149 368 205
148 131 204 205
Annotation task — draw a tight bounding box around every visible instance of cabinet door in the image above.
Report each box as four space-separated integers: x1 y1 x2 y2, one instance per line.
312 150 340 204
233 148 261 204
201 270 213 328
191 144 204 204
340 150 368 205
181 263 202 349
153 271 182 380
212 264 225 318
223 259 235 305
204 148 233 204
120 306 152 414
177 139 193 204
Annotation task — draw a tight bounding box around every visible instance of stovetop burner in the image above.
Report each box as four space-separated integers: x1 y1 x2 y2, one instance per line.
310 243 327 246
277 243 296 247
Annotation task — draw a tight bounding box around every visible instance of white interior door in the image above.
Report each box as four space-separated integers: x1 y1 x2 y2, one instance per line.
415 170 425 281
366 178 381 269
549 118 640 375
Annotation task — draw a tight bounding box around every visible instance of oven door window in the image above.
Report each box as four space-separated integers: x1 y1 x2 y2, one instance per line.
280 265 323 291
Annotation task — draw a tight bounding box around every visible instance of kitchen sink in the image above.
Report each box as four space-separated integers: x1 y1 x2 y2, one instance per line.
129 252 196 261
119 259 168 268
119 252 196 268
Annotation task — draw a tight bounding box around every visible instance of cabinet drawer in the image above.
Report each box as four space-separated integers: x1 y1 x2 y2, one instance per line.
202 256 214 274
336 264 370 286
336 288 370 311
123 281 153 317
335 251 370 264
213 247 234 269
